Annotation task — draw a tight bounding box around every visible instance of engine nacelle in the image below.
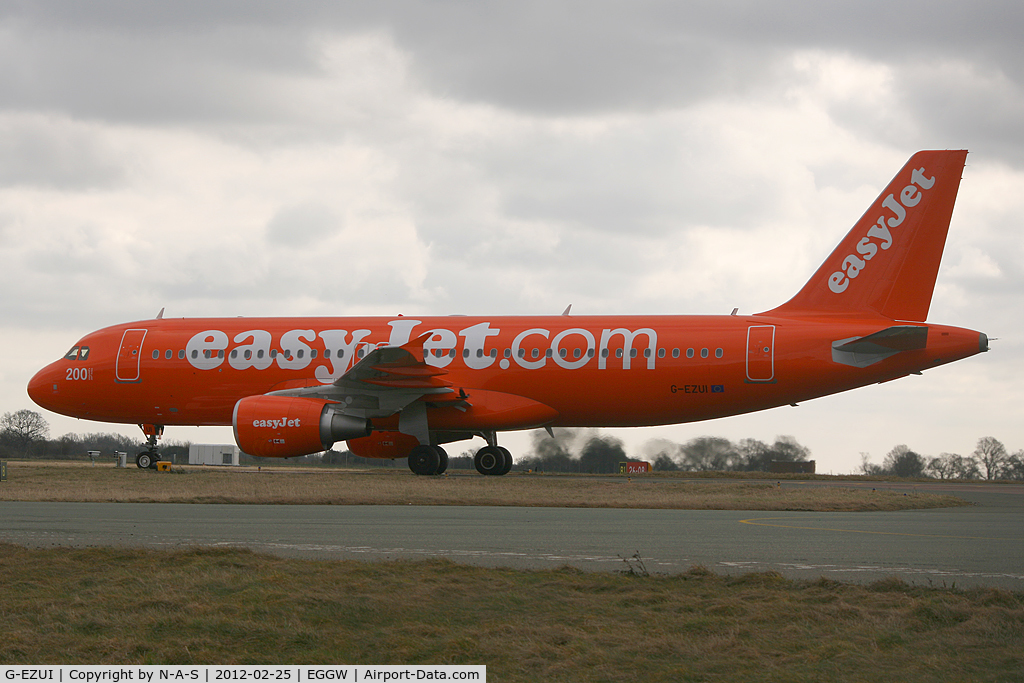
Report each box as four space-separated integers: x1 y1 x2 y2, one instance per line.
233 395 371 458
348 431 420 459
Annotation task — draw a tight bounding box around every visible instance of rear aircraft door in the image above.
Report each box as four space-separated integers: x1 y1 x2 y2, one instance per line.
116 329 147 382
746 325 775 382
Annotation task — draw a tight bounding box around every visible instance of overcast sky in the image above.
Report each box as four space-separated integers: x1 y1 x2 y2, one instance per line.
2 1 1021 472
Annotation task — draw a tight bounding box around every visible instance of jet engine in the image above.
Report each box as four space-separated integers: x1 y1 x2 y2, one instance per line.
233 394 371 458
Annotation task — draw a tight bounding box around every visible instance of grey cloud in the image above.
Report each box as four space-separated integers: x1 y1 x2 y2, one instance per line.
0 118 126 189
266 203 342 247
6 2 1023 118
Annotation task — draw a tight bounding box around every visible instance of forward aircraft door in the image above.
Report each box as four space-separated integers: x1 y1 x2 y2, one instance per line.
116 329 147 382
746 325 775 382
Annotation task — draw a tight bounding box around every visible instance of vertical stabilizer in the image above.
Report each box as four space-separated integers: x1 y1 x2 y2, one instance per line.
762 150 967 321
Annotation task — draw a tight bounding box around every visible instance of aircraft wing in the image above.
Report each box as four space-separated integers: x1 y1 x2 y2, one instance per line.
831 325 928 368
266 333 457 418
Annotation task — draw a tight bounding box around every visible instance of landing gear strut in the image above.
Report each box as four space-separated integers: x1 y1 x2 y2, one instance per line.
136 424 164 469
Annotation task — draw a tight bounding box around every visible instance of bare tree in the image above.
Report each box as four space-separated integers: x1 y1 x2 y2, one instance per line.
974 437 1008 480
0 409 50 455
926 454 956 480
1001 451 1024 481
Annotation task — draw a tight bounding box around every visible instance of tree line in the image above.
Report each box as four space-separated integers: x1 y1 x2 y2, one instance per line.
860 437 1024 480
513 429 811 474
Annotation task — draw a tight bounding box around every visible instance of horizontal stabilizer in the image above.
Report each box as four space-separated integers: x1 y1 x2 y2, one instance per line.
832 325 928 368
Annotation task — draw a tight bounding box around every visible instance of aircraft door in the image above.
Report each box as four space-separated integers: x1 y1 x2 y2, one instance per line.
116 329 147 382
746 325 775 382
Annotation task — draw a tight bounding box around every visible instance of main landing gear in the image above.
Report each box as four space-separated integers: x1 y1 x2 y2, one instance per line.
408 444 449 476
406 443 513 476
474 445 512 476
136 424 164 469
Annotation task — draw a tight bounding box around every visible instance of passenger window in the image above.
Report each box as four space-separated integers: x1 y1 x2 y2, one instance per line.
270 350 278 358
716 348 724 358
192 350 199 359
178 350 185 359
616 349 623 358
672 348 679 358
230 350 238 359
165 349 172 360
658 348 665 358
152 350 160 359
573 348 581 359
464 349 470 358
545 349 553 358
701 348 709 358
257 350 264 359
686 348 694 358
297 350 304 359
588 348 595 358
490 349 497 358
518 348 525 358
64 347 80 361
311 350 317 359
324 349 331 359
504 349 512 358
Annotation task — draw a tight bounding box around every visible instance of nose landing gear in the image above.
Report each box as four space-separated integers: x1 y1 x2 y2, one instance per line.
136 424 164 469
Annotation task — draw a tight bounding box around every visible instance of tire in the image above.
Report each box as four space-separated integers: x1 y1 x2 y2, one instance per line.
408 444 440 476
136 452 152 469
496 446 513 476
474 446 506 476
435 446 449 475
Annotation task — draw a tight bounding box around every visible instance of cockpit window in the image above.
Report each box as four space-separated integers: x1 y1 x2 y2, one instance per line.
63 346 90 361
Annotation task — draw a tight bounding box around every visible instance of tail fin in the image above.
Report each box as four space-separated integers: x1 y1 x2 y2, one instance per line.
762 150 967 321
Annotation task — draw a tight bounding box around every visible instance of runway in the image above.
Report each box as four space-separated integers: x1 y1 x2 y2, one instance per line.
2 481 1022 589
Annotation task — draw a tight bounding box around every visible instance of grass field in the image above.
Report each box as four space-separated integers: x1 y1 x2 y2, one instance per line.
0 460 969 511
1 543 1021 681
3 461 1010 679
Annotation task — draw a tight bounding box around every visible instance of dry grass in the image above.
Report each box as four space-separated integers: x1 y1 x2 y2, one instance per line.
0 543 1021 681
0 461 969 511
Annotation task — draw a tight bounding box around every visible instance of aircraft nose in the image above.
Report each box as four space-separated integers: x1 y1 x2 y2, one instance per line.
27 364 58 411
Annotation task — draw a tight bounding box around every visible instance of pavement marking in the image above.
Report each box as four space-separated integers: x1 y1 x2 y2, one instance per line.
738 516 1016 541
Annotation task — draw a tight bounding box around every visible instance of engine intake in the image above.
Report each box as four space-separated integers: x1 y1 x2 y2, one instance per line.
233 395 371 458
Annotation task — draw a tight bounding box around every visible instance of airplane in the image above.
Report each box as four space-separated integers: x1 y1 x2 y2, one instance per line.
27 150 988 475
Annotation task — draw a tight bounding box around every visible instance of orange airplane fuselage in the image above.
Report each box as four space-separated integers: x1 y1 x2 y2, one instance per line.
30 313 984 429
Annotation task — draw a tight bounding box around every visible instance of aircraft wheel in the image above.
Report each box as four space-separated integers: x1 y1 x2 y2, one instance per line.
496 446 513 476
408 445 441 476
435 446 449 475
136 452 153 469
474 446 507 476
